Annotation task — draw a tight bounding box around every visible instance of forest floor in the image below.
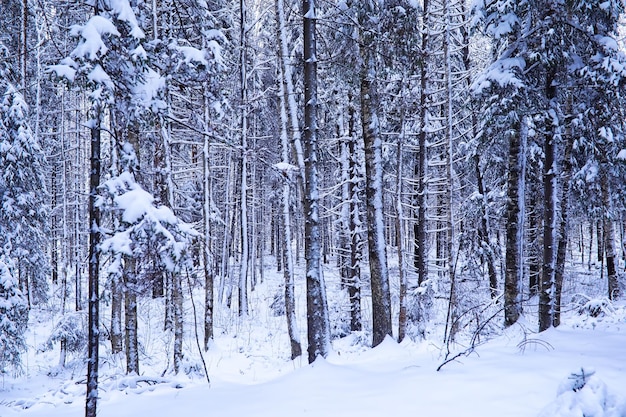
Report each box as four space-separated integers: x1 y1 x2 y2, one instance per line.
1 259 626 417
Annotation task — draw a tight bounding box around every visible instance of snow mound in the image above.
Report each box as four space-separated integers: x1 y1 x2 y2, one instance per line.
538 369 626 417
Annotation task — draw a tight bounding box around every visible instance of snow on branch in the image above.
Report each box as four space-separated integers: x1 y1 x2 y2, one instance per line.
472 57 526 95
70 16 120 61
99 171 198 272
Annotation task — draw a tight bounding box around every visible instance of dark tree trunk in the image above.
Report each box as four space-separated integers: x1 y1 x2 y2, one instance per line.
528 196 542 296
553 106 574 327
474 154 498 299
347 100 362 332
396 137 407 342
85 111 101 417
602 171 619 300
358 4 392 347
203 254 214 351
539 71 557 332
597 220 604 264
414 0 429 288
504 121 522 327
238 0 249 317
303 0 330 363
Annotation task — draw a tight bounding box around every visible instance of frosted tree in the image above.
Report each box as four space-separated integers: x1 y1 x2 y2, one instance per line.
99 145 198 375
0 256 28 376
0 36 49 373
0 81 50 306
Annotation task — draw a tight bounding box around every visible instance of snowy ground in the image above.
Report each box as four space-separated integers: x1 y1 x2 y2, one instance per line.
2 261 626 417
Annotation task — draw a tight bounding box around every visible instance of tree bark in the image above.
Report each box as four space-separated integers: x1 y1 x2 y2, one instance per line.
202 101 214 350
553 107 574 327
396 132 407 342
602 171 619 300
528 191 542 296
414 0 430 288
474 154 498 299
504 120 522 327
238 0 249 317
276 35 302 358
172 271 183 373
124 257 139 375
539 71 557 332
303 0 330 363
358 5 392 347
85 107 102 417
110 263 123 354
347 97 362 332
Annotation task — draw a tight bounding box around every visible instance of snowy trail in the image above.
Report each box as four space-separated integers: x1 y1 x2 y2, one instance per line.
4 324 626 417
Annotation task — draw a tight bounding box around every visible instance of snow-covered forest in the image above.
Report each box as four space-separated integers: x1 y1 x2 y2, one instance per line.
2 0 626 416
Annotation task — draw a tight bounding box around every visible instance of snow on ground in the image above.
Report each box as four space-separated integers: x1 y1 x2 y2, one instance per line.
2 260 626 417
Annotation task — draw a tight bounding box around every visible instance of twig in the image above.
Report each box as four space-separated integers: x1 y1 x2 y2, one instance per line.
437 306 504 372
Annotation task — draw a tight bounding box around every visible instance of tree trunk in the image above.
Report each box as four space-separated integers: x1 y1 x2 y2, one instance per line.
504 120 522 327
358 5 392 347
474 154 498 299
539 71 557 332
602 171 619 300
528 193 542 296
396 132 407 342
85 108 102 417
553 105 574 327
276 36 302 358
303 0 330 363
110 262 123 355
597 220 604 264
414 0 430 288
218 155 235 304
124 257 139 375
20 0 28 93
347 97 362 332
202 102 214 350
238 0 249 317
172 272 183 373
441 0 458 344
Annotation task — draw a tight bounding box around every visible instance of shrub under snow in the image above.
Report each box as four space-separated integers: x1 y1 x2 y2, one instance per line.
538 369 626 417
